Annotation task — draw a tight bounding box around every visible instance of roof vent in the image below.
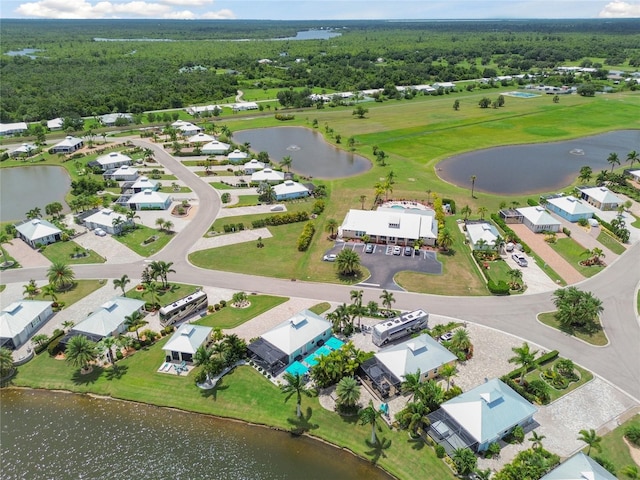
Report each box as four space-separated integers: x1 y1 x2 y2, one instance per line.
31 219 41 225
101 300 116 311
181 325 195 336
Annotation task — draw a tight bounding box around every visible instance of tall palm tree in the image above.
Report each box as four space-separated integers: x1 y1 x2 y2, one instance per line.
529 431 546 450
280 155 293 172
452 447 477 476
41 284 58 304
113 274 130 296
470 175 477 198
439 364 457 391
126 210 140 226
0 347 15 377
627 150 639 169
437 228 454 252
155 218 166 232
281 372 314 418
359 400 383 444
359 195 367 209
401 370 423 402
477 206 488 219
509 342 538 385
508 268 523 289
65 335 98 371
335 376 361 407
451 329 471 353
149 260 175 289
607 152 620 172
460 205 472 220
47 262 75 291
578 428 602 456
0 232 13 266
98 336 117 365
112 216 125 235
124 310 147 340
325 218 339 238
379 289 395 311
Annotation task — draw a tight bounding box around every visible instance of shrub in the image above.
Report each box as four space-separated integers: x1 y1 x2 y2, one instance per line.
47 334 65 356
115 350 124 360
132 341 141 350
486 442 501 458
221 193 231 203
296 221 316 251
512 425 525 443
625 425 640 447
562 227 571 237
487 280 510 295
535 350 559 366
311 199 325 215
435 445 446 458
527 198 539 206
577 217 589 227
194 370 207 384
442 198 456 214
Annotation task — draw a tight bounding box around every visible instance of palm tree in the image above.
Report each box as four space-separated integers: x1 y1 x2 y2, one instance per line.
155 218 166 231
111 216 124 234
41 284 58 304
627 150 639 169
401 370 423 401
65 335 98 371
359 195 367 209
325 218 338 238
579 165 593 183
477 206 488 219
281 372 314 418
470 175 477 198
126 210 140 226
280 155 293 172
143 282 160 311
62 320 75 332
23 279 38 299
47 262 75 291
607 152 620 172
113 274 130 296
396 400 429 435
335 249 361 276
231 291 248 307
149 260 175 289
439 363 457 391
163 220 174 232
0 347 15 377
98 336 117 364
335 376 361 407
451 329 471 353
529 431 546 450
379 289 395 311
437 228 454 252
0 232 13 266
578 428 602 456
509 342 538 385
460 205 472 220
124 310 147 340
452 448 477 476
359 400 383 444
508 268 523 289
621 465 639 479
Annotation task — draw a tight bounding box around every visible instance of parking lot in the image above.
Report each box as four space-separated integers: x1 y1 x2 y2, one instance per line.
323 242 442 290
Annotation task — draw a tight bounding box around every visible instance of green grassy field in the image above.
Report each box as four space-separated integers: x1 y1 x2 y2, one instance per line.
593 414 640 474
596 230 626 255
550 237 604 278
196 295 288 330
523 357 593 403
125 282 201 307
40 240 105 265
538 312 608 346
32 279 106 306
113 224 175 256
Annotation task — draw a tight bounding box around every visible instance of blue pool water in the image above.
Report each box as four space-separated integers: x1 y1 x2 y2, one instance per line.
304 346 332 367
506 91 539 98
325 336 344 350
390 205 405 209
285 361 309 377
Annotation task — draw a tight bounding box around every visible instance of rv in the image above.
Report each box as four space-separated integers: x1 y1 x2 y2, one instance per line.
372 309 429 346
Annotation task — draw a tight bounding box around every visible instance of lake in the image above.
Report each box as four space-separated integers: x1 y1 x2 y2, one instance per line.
233 127 371 179
0 166 70 221
436 130 640 195
3 48 43 59
0 389 391 480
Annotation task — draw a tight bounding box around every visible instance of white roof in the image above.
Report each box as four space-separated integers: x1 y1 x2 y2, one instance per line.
131 176 158 190
73 297 145 337
201 140 230 154
273 180 309 197
0 122 29 134
629 169 640 179
15 218 62 242
251 168 285 182
466 222 499 247
11 143 37 155
100 113 132 124
96 151 131 166
228 149 249 160
186 105 221 115
53 136 83 149
83 208 128 228
261 310 331 356
47 118 64 129
188 132 216 143
341 208 438 241
0 300 53 339
375 334 456 383
127 189 170 205
517 206 562 227
541 452 617 480
243 159 265 170
163 323 212 355
172 121 201 133
546 196 593 215
579 186 622 205
109 165 139 176
440 378 537 445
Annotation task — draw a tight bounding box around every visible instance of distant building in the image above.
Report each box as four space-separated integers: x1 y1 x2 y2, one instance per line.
50 136 84 154
103 165 139 182
9 143 37 158
94 152 132 171
130 176 159 193
0 122 29 136
47 118 64 131
465 222 500 250
273 180 310 201
201 140 230 155
100 113 133 126
251 168 285 184
0 300 54 349
243 159 266 174
82 208 133 235
541 452 616 480
228 149 250 163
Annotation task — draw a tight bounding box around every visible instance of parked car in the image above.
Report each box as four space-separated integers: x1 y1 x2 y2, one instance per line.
505 242 515 252
365 244 374 254
404 246 413 256
323 254 337 262
512 253 528 267
440 332 453 342
393 246 402 255
94 228 106 237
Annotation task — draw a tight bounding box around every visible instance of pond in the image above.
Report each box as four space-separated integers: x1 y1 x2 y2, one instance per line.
0 389 392 480
0 166 71 221
3 48 43 59
233 127 371 179
436 130 640 195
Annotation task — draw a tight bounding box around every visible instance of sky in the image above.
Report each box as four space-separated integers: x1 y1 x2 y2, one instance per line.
1 0 639 20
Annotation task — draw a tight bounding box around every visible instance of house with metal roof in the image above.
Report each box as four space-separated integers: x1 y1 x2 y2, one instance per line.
186 105 222 116
466 222 500 250
130 176 159 193
9 143 37 158
163 323 212 363
82 208 133 235
427 378 537 453
577 186 622 211
172 120 202 136
103 165 139 182
93 151 132 172
339 207 438 247
231 102 259 111
546 196 594 222
243 159 266 174
47 117 64 131
70 297 145 340
188 133 216 144
0 300 54 349
517 206 562 233
273 180 310 201
201 140 230 155
541 452 616 480
228 149 250 163
127 189 172 210
248 310 332 374
251 168 285 184
100 113 133 126
0 122 29 136
15 218 62 248
360 333 457 399
50 136 84 154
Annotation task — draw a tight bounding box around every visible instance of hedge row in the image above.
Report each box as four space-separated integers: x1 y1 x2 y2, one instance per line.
47 330 66 356
491 214 532 254
34 329 64 355
311 199 325 215
297 222 315 251
487 280 510 295
251 211 309 228
504 350 560 379
442 198 457 214
501 377 538 404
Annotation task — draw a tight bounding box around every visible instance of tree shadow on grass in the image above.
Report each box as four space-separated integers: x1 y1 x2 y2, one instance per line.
71 366 103 385
364 436 392 465
407 435 425 451
288 406 319 436
199 378 229 401
104 364 128 381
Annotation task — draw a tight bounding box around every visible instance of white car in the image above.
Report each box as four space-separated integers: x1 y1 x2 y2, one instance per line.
393 246 402 255
323 254 337 262
94 228 107 237
440 332 454 342
512 253 528 267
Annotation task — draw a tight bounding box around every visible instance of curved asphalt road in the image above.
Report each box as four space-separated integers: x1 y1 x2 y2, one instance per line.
2 139 639 402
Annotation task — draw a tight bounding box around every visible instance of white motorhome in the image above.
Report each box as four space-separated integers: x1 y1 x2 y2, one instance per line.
372 309 429 347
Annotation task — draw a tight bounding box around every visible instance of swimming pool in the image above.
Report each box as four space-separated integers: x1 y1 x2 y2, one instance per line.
303 346 333 367
285 361 309 377
325 336 344 350
505 91 539 98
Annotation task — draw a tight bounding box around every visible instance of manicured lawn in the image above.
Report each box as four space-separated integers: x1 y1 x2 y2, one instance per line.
229 195 260 207
11 348 453 480
523 357 593 403
538 312 608 346
549 237 604 278
160 186 192 194
196 170 235 177
481 257 521 292
195 295 288 330
113 225 175 256
211 200 312 232
125 282 201 308
209 182 236 190
0 285 6 293
41 240 105 265
596 230 626 255
309 302 331 315
596 414 640 473
33 279 105 306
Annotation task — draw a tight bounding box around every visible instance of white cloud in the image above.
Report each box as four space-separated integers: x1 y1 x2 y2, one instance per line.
200 9 235 18
159 0 212 7
598 0 640 17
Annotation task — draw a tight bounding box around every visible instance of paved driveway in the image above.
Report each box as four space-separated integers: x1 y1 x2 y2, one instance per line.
323 242 442 291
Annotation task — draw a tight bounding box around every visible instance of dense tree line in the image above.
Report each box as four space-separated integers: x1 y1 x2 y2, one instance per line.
2 19 639 122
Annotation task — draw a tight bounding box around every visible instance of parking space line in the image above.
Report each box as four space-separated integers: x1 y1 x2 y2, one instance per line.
359 282 380 287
